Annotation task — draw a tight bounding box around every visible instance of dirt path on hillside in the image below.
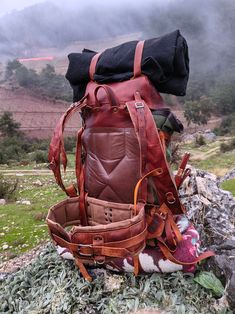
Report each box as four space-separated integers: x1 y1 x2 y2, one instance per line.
190 146 220 161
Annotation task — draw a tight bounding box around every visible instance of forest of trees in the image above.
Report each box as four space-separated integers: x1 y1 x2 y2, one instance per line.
4 60 72 102
0 111 76 164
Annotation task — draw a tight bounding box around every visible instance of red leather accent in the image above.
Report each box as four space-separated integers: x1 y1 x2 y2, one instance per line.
133 41 144 78
85 76 165 110
52 227 147 259
65 185 77 197
48 96 87 197
126 99 184 215
158 241 215 266
75 127 83 191
89 53 101 81
78 168 88 226
175 153 191 188
74 257 92 281
133 255 140 276
94 84 120 108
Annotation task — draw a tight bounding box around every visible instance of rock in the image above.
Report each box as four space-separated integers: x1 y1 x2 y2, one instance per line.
205 240 235 309
2 244 9 250
16 200 31 205
104 274 124 292
33 179 43 187
0 272 8 281
181 130 216 143
15 173 24 176
0 199 6 205
220 168 235 183
23 200 31 205
180 167 235 309
181 134 195 142
133 310 165 314
203 129 217 142
180 167 235 246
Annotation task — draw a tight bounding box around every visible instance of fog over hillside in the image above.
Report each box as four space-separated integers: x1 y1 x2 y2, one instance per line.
0 0 235 68
0 0 234 78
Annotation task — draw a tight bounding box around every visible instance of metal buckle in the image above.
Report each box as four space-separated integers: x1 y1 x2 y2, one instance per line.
78 244 93 257
94 259 105 265
135 102 144 109
166 192 176 205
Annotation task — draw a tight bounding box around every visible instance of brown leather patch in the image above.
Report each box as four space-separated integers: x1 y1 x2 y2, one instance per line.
83 128 141 203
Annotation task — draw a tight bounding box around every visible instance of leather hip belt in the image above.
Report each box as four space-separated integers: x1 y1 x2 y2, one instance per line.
47 196 147 279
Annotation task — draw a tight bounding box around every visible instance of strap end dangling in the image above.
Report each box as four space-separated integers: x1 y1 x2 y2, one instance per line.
133 255 140 276
75 258 92 282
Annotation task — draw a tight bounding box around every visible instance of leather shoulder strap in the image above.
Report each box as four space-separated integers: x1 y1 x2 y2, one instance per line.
126 95 185 215
89 53 101 81
48 96 87 197
133 41 145 78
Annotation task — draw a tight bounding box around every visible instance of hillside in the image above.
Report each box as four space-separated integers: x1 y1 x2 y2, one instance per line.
17 33 142 75
0 86 81 139
0 85 221 140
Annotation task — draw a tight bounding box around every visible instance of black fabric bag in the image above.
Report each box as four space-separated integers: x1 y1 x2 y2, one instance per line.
66 30 189 101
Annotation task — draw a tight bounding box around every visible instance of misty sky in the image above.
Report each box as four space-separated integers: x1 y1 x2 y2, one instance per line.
0 0 174 17
0 0 45 16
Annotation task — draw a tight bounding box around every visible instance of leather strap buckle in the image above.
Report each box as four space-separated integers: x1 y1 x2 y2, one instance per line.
166 192 176 204
78 244 93 257
135 102 144 109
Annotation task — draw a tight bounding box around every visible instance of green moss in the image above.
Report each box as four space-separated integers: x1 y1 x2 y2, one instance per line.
221 179 235 196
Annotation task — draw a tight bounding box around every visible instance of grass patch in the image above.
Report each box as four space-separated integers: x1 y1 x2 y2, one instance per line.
221 179 235 196
0 173 74 262
180 139 235 175
189 151 235 173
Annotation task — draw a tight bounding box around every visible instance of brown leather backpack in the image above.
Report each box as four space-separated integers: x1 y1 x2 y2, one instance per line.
47 41 213 281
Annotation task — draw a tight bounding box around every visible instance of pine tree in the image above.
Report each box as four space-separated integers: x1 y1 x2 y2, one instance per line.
0 112 21 138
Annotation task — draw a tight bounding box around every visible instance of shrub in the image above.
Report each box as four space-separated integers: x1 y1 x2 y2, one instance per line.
33 212 47 221
195 134 206 146
64 136 76 152
0 138 26 164
33 150 48 164
169 142 181 165
214 113 235 136
0 174 18 200
30 138 50 151
0 136 51 165
0 112 21 138
220 138 235 153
